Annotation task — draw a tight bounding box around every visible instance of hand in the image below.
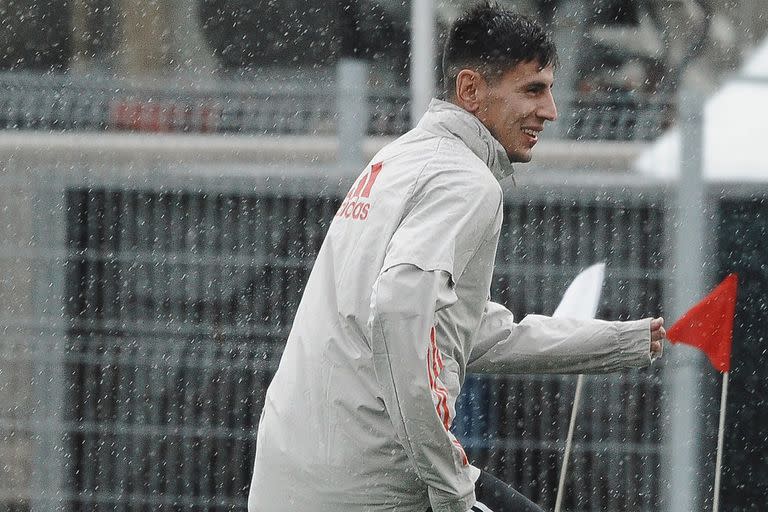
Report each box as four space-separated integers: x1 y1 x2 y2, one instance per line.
650 317 665 357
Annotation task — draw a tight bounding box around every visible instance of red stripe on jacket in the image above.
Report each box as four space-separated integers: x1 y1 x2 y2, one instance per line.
427 326 468 466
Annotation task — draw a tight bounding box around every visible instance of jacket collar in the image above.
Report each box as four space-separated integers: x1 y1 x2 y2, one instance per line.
416 98 514 182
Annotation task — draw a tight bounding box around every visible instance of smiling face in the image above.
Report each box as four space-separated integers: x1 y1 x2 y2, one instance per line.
455 60 558 163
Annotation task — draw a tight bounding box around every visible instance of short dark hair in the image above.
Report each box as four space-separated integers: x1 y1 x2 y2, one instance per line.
441 2 557 97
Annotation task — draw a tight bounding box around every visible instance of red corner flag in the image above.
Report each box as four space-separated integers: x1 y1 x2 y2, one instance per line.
667 274 738 372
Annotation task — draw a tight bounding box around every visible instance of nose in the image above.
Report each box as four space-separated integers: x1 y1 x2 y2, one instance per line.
538 89 558 122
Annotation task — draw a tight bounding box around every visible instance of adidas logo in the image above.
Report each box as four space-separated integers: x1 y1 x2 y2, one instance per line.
335 161 383 221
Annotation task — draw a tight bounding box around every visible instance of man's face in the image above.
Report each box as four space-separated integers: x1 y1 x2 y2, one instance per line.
474 60 557 163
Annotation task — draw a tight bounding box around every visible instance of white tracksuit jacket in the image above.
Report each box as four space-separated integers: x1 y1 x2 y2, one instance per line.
248 99 653 512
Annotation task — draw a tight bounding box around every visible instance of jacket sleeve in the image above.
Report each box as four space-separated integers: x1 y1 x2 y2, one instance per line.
467 300 652 374
369 263 478 512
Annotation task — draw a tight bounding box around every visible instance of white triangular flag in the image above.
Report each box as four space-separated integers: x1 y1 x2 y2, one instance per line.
553 262 606 320
553 262 606 512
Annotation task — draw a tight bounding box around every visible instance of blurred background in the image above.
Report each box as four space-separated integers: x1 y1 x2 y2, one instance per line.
0 0 767 511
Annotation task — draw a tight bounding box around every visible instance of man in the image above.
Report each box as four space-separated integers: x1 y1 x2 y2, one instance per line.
248 3 665 511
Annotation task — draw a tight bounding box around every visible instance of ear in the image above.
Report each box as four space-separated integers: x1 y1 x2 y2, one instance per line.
454 69 487 113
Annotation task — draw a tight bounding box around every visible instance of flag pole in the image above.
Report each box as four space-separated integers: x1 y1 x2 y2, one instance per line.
712 371 729 512
555 373 584 512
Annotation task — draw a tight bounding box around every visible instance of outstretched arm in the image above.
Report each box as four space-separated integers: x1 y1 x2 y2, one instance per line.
467 301 662 375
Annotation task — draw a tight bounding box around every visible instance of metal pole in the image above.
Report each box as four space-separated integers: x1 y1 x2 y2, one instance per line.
167 0 220 80
549 0 589 139
337 59 369 168
30 175 67 512
337 0 369 168
555 373 584 512
662 88 708 512
410 0 435 127
712 371 729 512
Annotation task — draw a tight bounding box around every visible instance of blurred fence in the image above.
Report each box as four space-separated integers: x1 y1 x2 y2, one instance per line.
0 157 669 512
0 71 672 140
566 90 673 141
0 71 408 136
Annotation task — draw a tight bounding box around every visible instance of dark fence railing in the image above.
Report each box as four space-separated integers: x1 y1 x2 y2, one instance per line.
0 72 672 140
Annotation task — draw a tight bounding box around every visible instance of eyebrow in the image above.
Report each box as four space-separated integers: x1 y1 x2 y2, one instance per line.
522 80 550 90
